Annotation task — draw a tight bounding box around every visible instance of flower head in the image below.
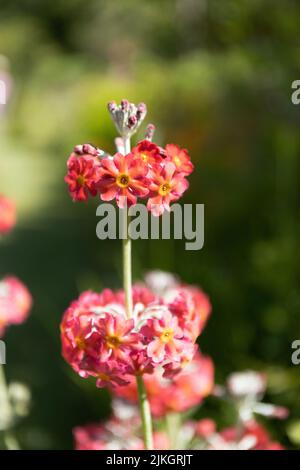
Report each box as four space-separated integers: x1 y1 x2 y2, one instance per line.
131 140 163 167
60 276 208 390
65 148 102 201
98 153 149 207
147 162 189 216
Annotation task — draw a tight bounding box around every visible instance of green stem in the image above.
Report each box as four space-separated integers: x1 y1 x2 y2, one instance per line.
122 221 133 319
166 412 181 449
121 135 153 450
136 375 154 450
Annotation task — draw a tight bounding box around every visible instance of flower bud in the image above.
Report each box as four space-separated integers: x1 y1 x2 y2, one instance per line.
107 99 147 138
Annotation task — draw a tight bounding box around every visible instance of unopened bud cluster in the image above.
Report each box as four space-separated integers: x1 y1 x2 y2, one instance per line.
107 99 147 138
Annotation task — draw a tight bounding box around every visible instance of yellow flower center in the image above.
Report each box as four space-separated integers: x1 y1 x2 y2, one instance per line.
158 182 171 196
75 337 85 350
160 328 174 344
76 175 86 186
174 156 181 167
140 153 148 162
106 335 122 349
116 173 130 188
97 372 110 382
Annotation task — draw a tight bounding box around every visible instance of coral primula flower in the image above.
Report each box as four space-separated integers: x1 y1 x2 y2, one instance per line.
168 286 212 340
0 196 16 235
60 279 206 389
165 144 194 176
93 362 130 389
65 154 101 201
0 276 32 337
97 313 141 362
98 153 149 207
141 310 187 363
147 162 189 216
131 140 163 167
125 350 154 376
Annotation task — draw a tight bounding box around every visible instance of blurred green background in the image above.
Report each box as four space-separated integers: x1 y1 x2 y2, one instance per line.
0 0 299 449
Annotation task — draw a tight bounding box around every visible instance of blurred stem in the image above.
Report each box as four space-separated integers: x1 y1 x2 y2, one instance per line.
122 216 133 319
121 135 153 450
136 375 154 450
166 412 181 449
3 431 20 450
0 365 19 450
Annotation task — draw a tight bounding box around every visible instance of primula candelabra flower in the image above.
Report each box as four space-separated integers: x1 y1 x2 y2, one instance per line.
60 273 210 390
147 162 189 216
0 276 32 337
64 99 194 215
164 144 194 176
0 196 16 235
97 153 150 207
107 99 147 138
64 144 104 201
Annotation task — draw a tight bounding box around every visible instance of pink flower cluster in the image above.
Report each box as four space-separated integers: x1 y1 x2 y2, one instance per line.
0 195 16 235
60 272 211 390
0 276 32 337
73 401 285 451
65 140 193 215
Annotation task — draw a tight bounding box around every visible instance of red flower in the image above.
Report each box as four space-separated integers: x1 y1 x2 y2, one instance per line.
168 286 212 340
97 313 141 362
98 153 149 208
147 162 189 216
131 140 163 167
65 154 101 201
165 144 194 175
0 196 16 234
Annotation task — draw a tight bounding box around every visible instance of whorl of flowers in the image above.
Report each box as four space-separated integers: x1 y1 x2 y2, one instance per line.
64 100 193 215
0 276 32 337
60 272 211 390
